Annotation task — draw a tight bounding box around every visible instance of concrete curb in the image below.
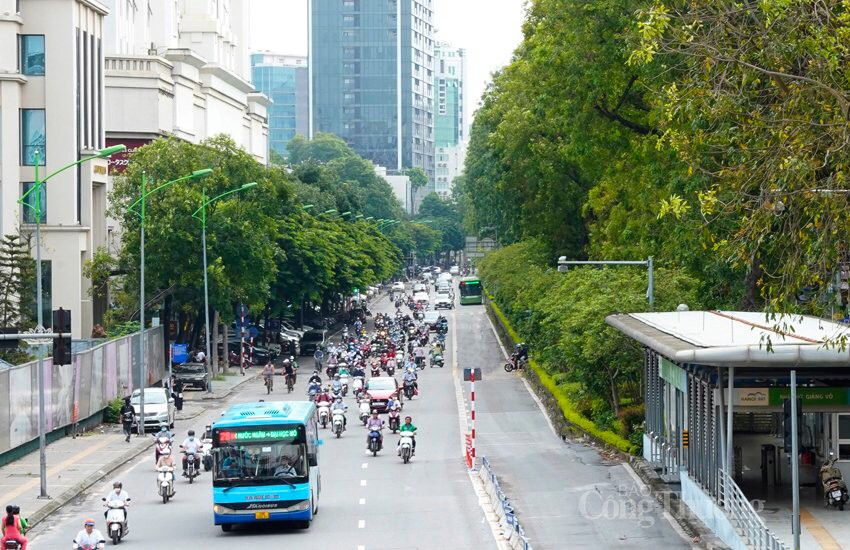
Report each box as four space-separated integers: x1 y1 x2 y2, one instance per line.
26 370 254 529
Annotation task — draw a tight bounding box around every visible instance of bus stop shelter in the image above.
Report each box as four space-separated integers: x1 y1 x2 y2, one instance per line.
607 310 850 550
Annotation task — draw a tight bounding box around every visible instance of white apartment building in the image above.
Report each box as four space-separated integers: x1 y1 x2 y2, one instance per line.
435 142 466 198
102 0 268 167
0 0 112 338
434 42 467 198
375 165 412 215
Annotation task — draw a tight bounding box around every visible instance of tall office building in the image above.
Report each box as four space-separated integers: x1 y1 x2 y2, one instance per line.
310 0 435 182
434 42 467 197
251 53 309 159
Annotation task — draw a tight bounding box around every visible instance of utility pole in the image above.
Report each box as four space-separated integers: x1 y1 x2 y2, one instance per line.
557 257 655 310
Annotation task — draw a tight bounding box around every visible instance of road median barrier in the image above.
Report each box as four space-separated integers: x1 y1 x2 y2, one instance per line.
478 456 533 550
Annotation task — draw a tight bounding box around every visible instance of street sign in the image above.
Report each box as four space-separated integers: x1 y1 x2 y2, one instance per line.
235 317 250 328
248 326 259 339
171 344 189 364
463 368 482 382
236 303 249 317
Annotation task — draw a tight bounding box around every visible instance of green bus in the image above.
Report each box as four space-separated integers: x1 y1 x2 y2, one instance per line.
458 277 483 305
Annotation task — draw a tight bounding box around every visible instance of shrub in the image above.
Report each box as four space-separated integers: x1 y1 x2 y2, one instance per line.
103 397 124 424
617 404 646 438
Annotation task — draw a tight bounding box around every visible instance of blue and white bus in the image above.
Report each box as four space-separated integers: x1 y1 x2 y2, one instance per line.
212 401 320 531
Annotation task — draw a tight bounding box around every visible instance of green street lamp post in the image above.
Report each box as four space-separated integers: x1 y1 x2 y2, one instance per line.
127 168 212 430
354 214 364 220
192 182 258 394
18 144 126 498
340 211 352 218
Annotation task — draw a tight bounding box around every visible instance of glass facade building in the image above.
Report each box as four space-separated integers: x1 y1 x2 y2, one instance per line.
251 53 309 159
434 42 466 197
310 0 434 181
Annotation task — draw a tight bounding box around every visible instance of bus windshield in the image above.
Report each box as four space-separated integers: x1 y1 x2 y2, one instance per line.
459 279 481 297
213 426 308 486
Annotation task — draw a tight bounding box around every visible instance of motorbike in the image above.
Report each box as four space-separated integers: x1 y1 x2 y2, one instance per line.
371 364 381 377
157 466 175 504
264 374 273 394
403 379 416 400
72 543 105 550
307 384 321 401
431 353 444 368
184 451 200 483
201 438 214 471
340 373 350 396
318 403 331 429
386 364 396 376
325 364 338 378
4 541 23 550
388 408 401 433
399 432 415 464
368 428 383 456
359 399 371 426
415 355 425 370
286 372 296 393
102 497 130 544
332 409 346 438
504 354 528 372
353 376 365 397
821 454 849 510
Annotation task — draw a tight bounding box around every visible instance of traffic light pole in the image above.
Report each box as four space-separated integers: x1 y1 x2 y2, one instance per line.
34 185 48 499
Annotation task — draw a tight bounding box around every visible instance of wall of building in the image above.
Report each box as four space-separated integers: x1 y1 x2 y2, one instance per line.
251 52 308 158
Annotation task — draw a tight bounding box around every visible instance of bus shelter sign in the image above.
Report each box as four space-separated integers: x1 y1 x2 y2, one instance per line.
730 387 850 407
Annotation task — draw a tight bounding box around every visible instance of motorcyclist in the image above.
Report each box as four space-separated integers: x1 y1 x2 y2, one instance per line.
154 423 173 442
104 481 129 522
201 424 213 441
1 505 27 550
119 397 136 443
398 416 417 455
351 362 365 378
403 367 419 395
73 519 104 550
316 388 333 406
282 357 296 387
308 370 322 385
180 430 202 476
330 396 348 430
365 410 384 450
261 362 274 391
514 342 529 367
338 362 351 377
331 374 343 396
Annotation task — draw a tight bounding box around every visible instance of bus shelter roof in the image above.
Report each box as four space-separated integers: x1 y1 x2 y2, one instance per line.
606 310 850 368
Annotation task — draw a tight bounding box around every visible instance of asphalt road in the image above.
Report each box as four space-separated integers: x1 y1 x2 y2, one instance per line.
454 302 691 549
28 292 494 550
29 278 693 550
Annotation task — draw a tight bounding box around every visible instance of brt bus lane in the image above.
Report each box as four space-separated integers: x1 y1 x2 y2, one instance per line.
29 289 493 549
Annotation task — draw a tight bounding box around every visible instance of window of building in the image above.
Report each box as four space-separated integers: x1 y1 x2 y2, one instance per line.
21 182 46 223
20 35 45 75
839 414 850 460
21 109 46 165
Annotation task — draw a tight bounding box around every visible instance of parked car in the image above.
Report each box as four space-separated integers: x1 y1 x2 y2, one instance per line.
423 310 441 329
172 362 209 391
300 329 328 356
434 293 453 310
449 265 460 275
363 377 400 412
131 387 175 431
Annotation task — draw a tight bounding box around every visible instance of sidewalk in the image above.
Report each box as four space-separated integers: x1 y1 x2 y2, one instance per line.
1 369 257 528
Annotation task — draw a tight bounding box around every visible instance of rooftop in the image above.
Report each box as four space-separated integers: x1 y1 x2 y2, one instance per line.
607 310 850 368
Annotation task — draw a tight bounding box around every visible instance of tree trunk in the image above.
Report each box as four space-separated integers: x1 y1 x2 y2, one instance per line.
177 309 187 344
162 294 173 369
609 367 621 416
189 310 204 350
223 320 230 374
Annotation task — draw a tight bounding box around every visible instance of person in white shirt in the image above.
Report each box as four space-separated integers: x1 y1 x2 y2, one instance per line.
194 349 207 363
180 430 202 476
104 481 130 522
73 518 105 549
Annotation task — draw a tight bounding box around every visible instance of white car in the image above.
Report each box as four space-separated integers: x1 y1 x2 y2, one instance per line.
433 267 442 275
437 272 452 282
131 387 176 431
434 293 453 309
413 283 427 293
449 266 460 275
413 291 430 305
392 282 405 292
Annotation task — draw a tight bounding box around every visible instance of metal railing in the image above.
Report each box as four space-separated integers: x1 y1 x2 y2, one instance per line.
480 456 533 550
718 469 789 550
648 431 679 479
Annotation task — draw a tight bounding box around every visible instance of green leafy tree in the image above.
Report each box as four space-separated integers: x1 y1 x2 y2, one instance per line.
0 233 35 329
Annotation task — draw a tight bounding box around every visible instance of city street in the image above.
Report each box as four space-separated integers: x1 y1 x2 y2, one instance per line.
28 286 692 549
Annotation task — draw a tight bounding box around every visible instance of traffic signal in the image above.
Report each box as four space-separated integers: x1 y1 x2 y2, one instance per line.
783 398 802 454
52 308 72 365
